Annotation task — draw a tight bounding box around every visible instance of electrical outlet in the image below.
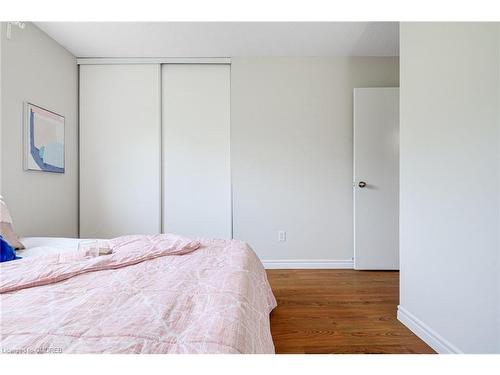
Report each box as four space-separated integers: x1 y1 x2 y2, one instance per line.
278 231 286 242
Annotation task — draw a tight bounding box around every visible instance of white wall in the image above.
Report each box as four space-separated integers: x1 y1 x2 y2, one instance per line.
0 25 3 193
0 23 78 237
399 23 500 353
231 57 399 264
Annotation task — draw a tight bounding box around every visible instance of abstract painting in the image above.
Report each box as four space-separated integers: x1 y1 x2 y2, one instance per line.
24 103 65 173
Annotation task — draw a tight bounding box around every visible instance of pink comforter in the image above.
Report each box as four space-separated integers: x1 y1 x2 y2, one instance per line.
0 234 277 354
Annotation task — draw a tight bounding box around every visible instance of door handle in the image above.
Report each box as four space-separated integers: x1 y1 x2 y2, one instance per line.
358 181 367 188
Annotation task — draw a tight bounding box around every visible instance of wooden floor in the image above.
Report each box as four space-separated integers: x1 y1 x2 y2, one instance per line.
266 270 435 354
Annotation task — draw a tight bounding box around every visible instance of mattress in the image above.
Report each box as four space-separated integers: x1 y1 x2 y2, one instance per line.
1 234 277 354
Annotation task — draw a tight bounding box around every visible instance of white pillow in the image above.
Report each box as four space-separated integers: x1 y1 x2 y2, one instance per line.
0 195 25 249
0 195 13 223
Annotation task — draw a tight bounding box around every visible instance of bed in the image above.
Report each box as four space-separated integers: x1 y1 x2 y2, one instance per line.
0 234 277 354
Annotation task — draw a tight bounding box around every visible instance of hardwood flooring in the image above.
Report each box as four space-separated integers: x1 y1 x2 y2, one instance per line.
266 269 435 354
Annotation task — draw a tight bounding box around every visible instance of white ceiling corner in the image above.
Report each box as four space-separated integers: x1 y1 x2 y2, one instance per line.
34 22 399 58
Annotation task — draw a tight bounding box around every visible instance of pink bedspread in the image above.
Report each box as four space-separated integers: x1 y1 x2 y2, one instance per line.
0 234 277 354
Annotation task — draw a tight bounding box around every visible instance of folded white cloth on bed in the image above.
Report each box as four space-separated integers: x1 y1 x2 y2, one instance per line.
17 237 85 259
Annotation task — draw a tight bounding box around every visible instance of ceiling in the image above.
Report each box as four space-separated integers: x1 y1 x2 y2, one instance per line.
35 22 399 58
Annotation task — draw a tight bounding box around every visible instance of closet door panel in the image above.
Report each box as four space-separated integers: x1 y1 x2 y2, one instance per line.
162 64 231 238
80 65 161 238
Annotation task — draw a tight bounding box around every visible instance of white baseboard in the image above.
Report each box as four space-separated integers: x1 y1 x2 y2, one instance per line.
262 259 354 269
397 305 462 354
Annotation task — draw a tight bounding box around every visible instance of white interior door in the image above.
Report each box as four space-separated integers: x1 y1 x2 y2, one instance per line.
354 88 399 270
79 64 161 238
162 64 231 239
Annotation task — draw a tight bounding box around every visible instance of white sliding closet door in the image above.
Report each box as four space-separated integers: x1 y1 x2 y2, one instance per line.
80 65 161 238
162 64 231 239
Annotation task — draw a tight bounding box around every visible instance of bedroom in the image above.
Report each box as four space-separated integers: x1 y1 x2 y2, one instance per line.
1 0 500 371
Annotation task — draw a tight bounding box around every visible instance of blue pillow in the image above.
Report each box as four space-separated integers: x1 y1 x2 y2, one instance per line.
0 235 21 262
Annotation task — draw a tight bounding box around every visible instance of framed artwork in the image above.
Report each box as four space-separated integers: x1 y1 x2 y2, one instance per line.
24 103 65 173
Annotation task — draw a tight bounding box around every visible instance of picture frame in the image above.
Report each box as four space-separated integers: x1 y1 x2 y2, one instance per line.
24 102 65 173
